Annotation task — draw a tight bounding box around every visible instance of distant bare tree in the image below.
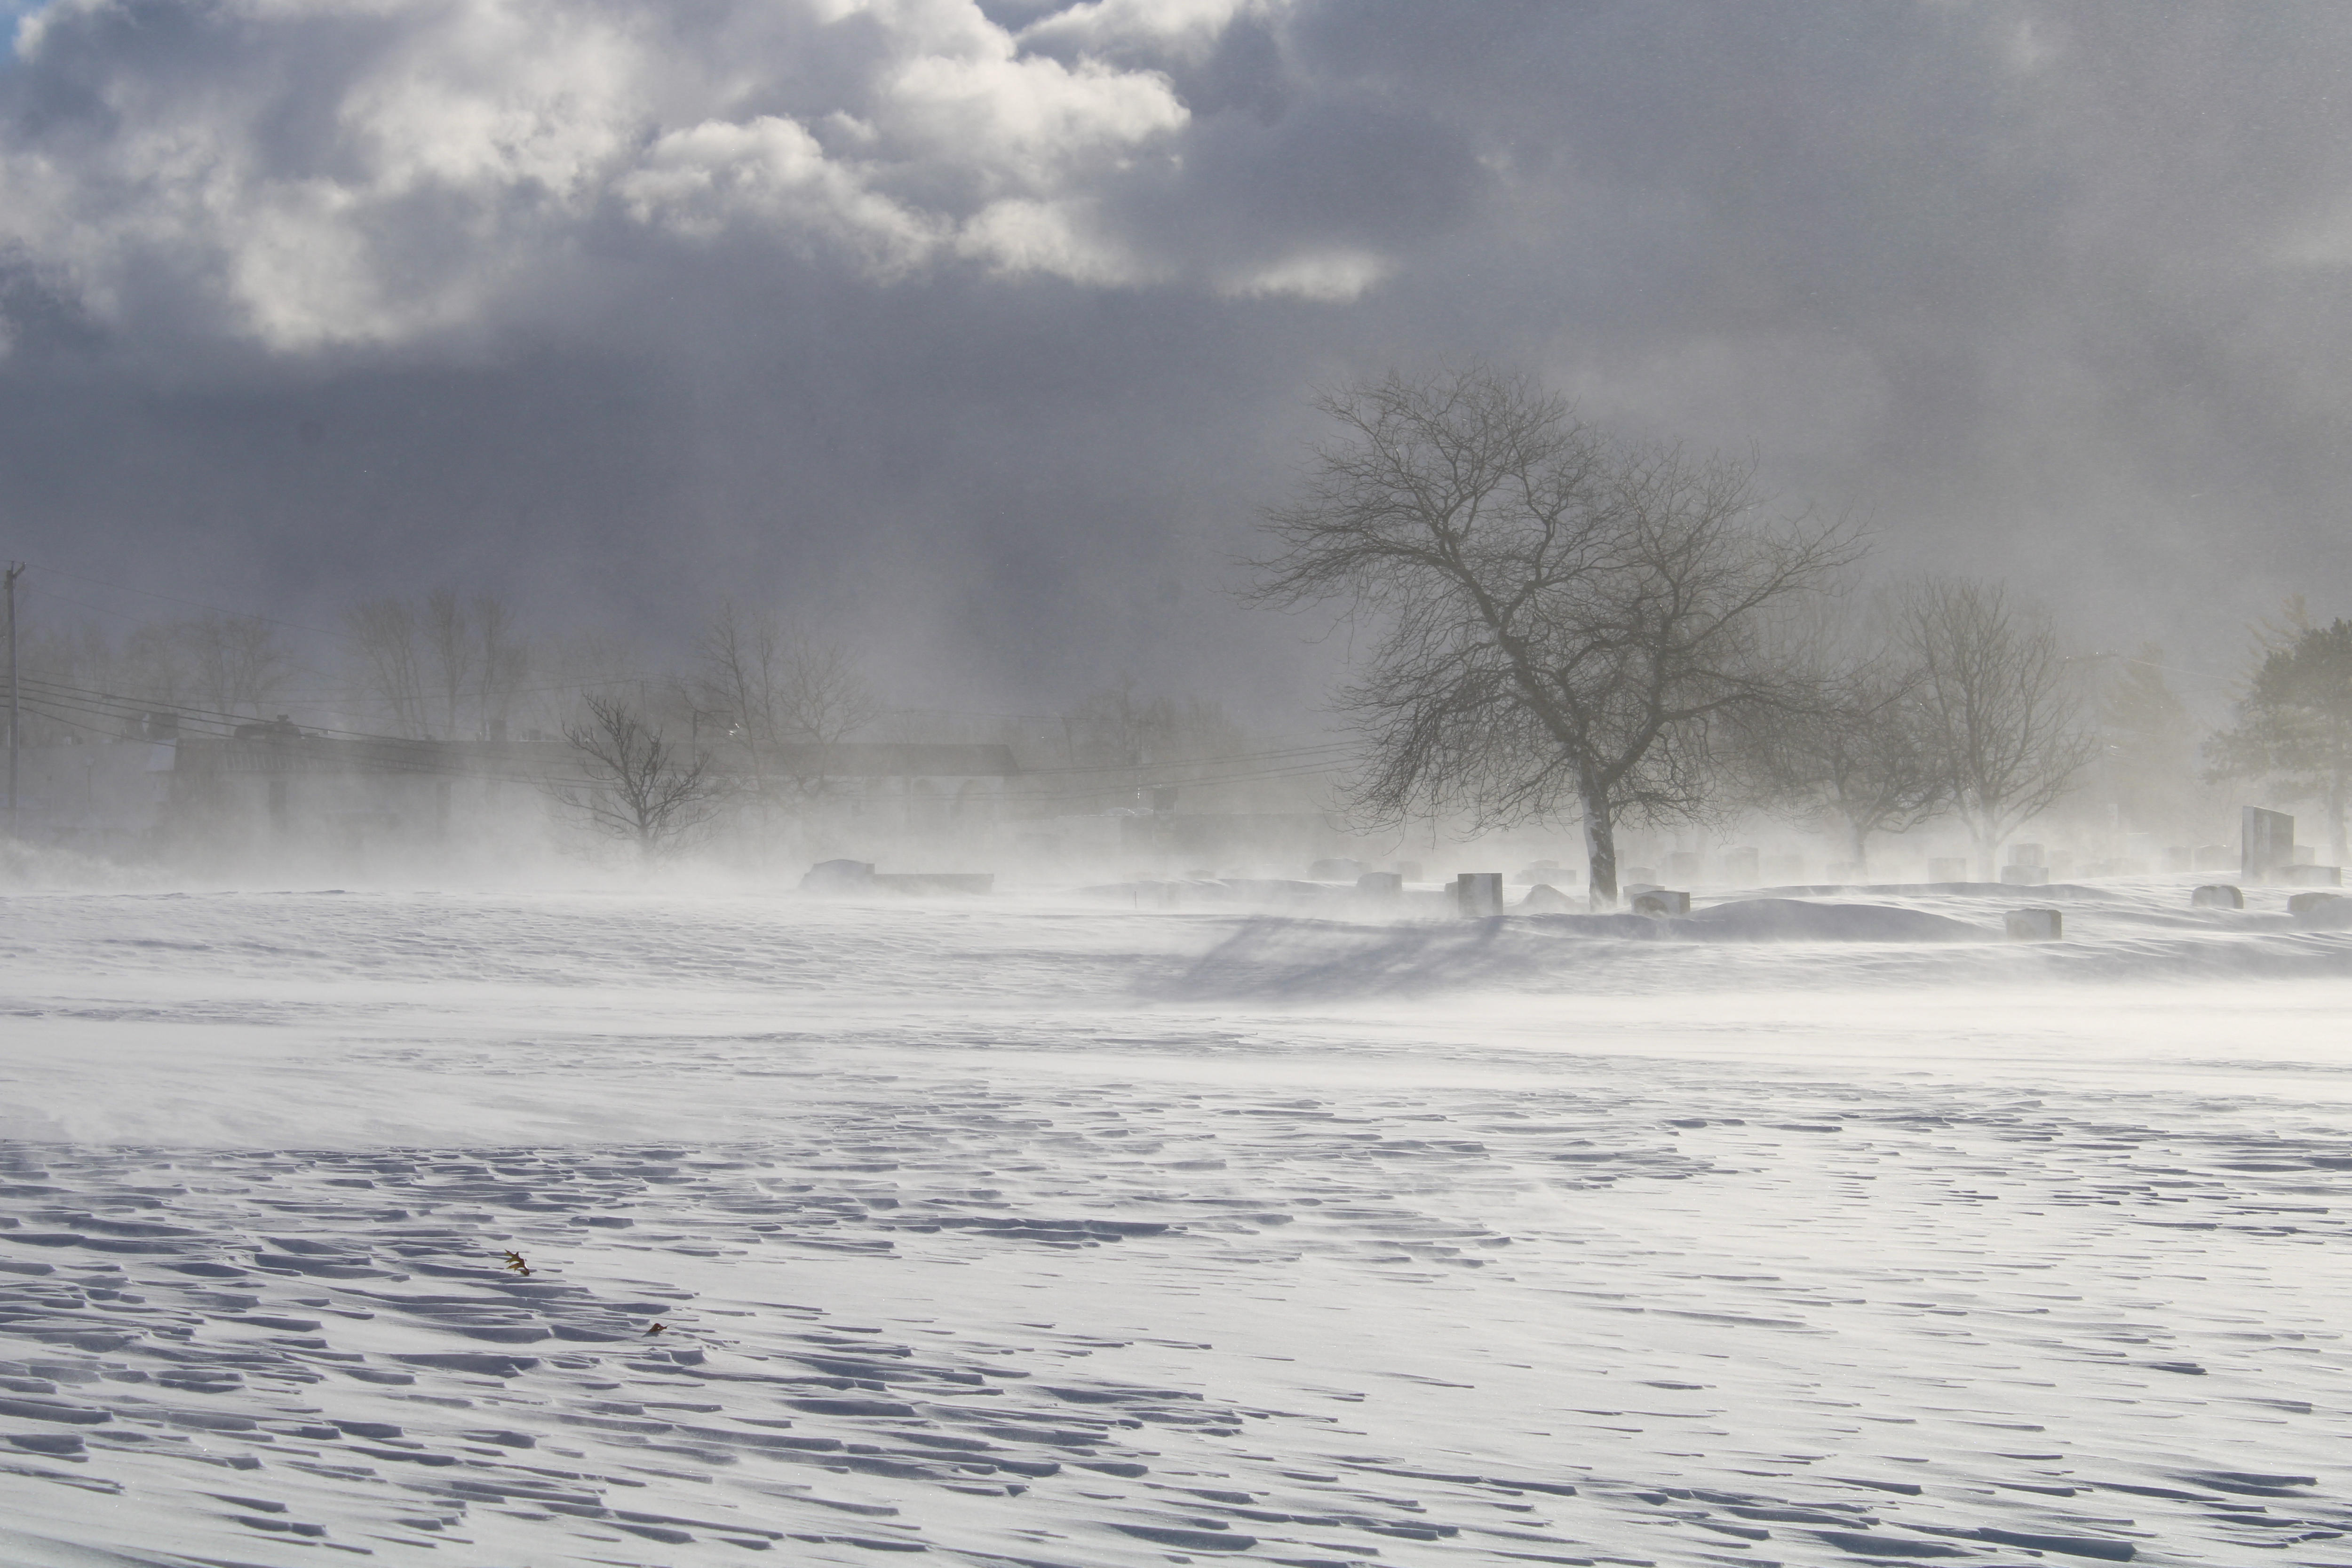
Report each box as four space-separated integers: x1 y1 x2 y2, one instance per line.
2098 644 2198 842
690 601 879 802
1740 605 1944 876
474 593 530 740
347 597 429 739
176 614 295 721
691 600 786 789
555 695 720 855
779 632 879 750
423 588 475 741
1250 364 1860 904
1895 577 2096 876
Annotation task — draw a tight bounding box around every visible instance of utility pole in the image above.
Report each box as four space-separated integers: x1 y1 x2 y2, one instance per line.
5 562 22 840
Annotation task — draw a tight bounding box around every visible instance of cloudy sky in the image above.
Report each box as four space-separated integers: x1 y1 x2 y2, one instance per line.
0 0 2346 715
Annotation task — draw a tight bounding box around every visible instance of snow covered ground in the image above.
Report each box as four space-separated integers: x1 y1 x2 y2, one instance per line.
1 878 2350 1566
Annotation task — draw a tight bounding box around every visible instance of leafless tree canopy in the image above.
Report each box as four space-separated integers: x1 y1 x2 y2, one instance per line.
556 694 720 854
1251 364 1860 903
346 597 429 739
349 590 530 740
1893 577 2096 875
688 601 879 803
1065 677 1248 770
1738 599 1944 876
119 614 295 724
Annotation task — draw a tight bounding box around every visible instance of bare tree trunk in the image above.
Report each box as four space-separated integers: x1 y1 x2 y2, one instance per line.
1581 782 1618 907
1850 816 1871 880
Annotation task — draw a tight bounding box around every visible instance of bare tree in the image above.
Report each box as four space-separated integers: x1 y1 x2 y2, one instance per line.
2098 645 2197 843
1739 605 1944 876
177 614 295 721
690 601 880 804
423 588 475 742
555 694 720 855
691 600 786 790
779 632 879 750
474 593 530 740
1894 577 2096 876
1250 364 1859 905
346 597 429 739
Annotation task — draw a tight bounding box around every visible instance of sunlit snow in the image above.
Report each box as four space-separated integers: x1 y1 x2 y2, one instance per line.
1 879 2348 1565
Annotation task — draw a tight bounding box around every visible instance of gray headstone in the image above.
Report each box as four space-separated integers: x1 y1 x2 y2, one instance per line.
2288 891 2352 917
1518 883 1577 913
2243 806 2296 881
2190 883 2243 910
2284 864 2344 887
1632 889 1691 917
2009 841 2047 868
2004 907 2063 941
1454 872 1505 917
801 859 876 891
1355 871 1404 896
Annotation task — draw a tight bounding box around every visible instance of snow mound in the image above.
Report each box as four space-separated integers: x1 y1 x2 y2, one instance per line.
1677 897 1989 942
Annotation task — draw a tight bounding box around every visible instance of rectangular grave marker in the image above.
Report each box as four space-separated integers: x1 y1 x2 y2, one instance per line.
1454 872 1505 916
2243 806 2295 881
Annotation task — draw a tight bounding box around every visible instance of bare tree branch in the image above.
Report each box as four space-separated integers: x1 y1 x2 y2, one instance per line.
1250 363 1863 904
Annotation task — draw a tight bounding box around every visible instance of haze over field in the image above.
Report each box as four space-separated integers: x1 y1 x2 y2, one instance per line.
5 6 2352 1567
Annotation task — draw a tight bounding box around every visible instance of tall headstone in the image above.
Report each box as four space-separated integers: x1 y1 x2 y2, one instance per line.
1454 873 1505 917
2243 806 2295 882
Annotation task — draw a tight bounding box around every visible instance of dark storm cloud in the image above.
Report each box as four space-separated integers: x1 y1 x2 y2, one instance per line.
0 0 2346 712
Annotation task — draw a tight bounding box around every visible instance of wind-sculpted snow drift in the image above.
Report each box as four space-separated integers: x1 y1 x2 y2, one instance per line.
0 880 2348 1565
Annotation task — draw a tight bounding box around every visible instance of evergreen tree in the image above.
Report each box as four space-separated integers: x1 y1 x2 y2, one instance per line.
2205 619 2352 863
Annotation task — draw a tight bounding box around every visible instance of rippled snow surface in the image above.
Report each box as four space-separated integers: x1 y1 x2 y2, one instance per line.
1 881 2350 1566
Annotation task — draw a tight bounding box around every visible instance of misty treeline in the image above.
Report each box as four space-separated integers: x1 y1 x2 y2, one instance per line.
10 586 1271 856
1252 364 2337 901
